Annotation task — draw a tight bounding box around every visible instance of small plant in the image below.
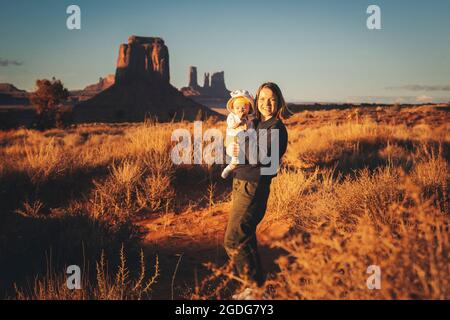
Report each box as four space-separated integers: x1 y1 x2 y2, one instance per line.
15 200 44 218
14 245 160 300
95 245 159 300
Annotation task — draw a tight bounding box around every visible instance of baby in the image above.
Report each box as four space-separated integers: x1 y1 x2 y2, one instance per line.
221 89 255 179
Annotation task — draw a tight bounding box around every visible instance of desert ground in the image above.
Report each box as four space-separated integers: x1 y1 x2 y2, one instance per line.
0 104 448 299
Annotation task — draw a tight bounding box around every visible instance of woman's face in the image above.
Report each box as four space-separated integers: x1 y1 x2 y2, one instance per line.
258 87 277 120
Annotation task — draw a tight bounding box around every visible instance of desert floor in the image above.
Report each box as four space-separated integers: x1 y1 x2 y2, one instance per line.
1 104 448 299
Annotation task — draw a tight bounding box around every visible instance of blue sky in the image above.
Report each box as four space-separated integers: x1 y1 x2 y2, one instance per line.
1 0 449 103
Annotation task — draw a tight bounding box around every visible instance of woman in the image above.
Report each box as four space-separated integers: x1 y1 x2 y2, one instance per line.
224 82 289 297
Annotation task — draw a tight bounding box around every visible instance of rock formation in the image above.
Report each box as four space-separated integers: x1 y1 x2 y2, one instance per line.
180 66 231 108
203 72 210 88
69 75 115 102
0 83 29 105
0 83 27 94
184 67 230 98
209 72 228 98
116 36 170 84
84 74 115 92
188 66 199 89
73 36 220 123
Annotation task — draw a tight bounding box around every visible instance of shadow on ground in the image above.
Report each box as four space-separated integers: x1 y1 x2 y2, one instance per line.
143 238 287 300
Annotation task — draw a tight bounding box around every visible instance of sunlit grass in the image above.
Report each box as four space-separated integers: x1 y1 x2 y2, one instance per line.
1 106 448 300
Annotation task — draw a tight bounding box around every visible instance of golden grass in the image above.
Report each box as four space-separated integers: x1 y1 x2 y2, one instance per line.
196 109 449 300
202 164 448 300
263 175 448 299
13 245 159 300
1 106 448 299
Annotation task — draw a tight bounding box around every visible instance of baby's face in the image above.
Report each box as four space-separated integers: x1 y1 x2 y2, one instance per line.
232 102 249 118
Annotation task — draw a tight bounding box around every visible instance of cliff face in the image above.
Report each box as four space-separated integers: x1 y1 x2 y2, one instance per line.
116 36 170 84
73 36 220 123
188 66 199 89
209 72 228 97
181 66 230 100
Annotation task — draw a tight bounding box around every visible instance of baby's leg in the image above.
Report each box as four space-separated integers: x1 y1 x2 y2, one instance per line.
221 163 237 179
230 134 241 165
222 131 241 179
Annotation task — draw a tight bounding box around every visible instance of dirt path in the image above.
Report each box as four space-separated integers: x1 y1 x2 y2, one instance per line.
138 202 289 299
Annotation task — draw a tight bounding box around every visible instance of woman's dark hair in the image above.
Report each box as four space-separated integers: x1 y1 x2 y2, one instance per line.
254 82 291 121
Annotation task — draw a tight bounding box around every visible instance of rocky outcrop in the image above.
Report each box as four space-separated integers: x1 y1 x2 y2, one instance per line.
69 75 115 102
203 72 210 89
83 74 115 92
188 66 199 89
181 67 230 97
209 72 228 98
180 66 231 107
0 83 27 94
0 83 29 105
116 36 170 84
73 36 220 123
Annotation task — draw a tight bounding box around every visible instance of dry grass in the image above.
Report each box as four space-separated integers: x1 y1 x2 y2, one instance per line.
262 174 448 299
196 108 449 300
1 106 448 299
13 245 160 300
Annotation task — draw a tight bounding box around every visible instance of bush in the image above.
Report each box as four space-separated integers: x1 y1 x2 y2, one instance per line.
30 78 70 129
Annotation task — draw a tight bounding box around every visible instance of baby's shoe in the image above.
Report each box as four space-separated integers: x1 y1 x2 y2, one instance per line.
221 166 232 179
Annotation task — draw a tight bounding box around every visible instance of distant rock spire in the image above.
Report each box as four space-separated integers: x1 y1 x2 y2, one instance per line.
210 71 226 93
203 72 210 88
181 66 230 99
188 66 199 89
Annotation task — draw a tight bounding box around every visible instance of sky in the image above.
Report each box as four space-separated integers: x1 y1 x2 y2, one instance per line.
1 0 450 103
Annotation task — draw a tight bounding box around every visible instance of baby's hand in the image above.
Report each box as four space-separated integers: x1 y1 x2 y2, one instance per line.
230 122 241 129
234 119 247 129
